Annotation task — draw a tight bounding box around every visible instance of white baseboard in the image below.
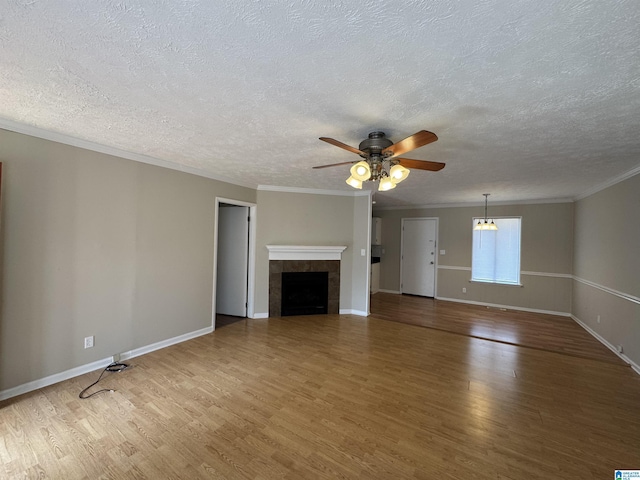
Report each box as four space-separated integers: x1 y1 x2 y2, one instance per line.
571 315 640 376
0 356 115 402
377 293 639 375
435 296 571 317
0 325 213 402
339 309 369 316
250 311 368 318
118 326 213 362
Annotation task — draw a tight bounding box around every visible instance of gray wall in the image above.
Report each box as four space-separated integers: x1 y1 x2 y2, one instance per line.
372 202 574 314
0 129 256 391
254 189 370 316
573 173 640 366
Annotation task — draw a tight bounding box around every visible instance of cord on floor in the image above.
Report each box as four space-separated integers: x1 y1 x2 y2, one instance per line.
79 362 130 399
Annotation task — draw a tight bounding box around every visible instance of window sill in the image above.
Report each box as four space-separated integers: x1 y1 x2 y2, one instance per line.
469 279 523 287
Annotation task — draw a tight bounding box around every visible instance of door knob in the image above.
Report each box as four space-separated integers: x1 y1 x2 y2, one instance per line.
430 261 434 264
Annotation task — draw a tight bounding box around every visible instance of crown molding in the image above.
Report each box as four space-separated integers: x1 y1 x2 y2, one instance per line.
8 116 637 206
574 163 640 201
0 119 394 201
373 197 574 211
0 117 257 189
257 184 371 197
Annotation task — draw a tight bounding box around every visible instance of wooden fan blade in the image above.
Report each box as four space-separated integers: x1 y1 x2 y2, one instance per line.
397 158 446 171
382 130 438 157
319 137 364 156
312 160 358 169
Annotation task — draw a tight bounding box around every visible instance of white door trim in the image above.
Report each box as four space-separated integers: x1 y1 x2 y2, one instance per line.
213 197 257 328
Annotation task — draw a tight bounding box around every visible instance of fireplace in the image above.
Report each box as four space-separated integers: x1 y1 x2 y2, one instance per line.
281 271 328 316
267 245 346 318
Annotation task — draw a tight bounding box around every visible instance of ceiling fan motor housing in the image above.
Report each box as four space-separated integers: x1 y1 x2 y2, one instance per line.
359 131 393 156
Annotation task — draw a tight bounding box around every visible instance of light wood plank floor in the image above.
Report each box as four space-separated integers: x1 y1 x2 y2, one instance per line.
216 314 246 329
1 297 639 479
371 292 627 365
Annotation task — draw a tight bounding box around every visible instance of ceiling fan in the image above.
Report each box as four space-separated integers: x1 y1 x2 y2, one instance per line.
314 130 445 191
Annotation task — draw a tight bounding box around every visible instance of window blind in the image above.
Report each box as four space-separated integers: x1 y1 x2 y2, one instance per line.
471 217 521 285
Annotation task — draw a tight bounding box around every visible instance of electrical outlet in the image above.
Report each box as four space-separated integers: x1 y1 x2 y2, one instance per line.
84 336 94 349
112 353 121 363
462 287 467 293
597 315 601 323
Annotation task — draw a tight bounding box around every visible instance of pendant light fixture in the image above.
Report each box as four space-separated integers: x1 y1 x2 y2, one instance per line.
474 193 498 231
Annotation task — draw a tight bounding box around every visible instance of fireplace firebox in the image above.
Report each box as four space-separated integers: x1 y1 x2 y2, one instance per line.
268 258 341 317
281 271 328 316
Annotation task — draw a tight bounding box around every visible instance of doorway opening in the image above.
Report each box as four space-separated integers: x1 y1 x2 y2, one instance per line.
213 198 257 329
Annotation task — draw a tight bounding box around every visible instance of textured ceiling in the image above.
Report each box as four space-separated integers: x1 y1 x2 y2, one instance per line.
1 0 639 207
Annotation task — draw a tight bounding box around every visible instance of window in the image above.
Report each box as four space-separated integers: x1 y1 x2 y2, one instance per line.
471 217 521 285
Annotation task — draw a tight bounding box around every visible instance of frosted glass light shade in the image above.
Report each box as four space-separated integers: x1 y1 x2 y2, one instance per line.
346 176 363 189
389 164 410 183
378 177 396 191
478 220 498 231
350 161 371 181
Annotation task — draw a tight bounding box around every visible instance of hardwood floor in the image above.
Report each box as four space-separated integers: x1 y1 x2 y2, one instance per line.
216 314 247 329
370 293 626 365
1 296 639 479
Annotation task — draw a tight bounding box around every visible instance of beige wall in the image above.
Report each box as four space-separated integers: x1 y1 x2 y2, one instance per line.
573 173 640 366
0 129 256 391
2 124 636 392
372 202 574 314
254 190 370 315
351 194 372 314
0 128 371 393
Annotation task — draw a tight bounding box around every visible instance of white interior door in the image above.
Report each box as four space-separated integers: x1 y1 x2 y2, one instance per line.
216 205 249 316
401 218 437 297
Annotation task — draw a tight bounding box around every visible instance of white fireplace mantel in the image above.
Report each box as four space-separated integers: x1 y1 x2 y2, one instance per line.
266 245 347 261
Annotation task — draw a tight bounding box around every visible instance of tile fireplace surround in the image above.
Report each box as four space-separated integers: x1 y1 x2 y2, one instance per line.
266 246 347 318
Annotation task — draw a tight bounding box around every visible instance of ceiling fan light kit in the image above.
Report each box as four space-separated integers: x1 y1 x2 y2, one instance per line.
474 193 498 231
378 177 396 191
389 164 410 183
346 176 363 189
350 161 371 181
315 130 445 192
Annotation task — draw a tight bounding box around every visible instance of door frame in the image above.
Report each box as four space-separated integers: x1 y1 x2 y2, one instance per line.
212 197 257 329
400 217 439 297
